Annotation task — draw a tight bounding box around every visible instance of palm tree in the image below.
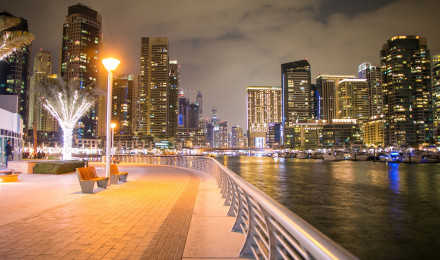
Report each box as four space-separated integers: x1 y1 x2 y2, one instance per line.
0 14 34 61
36 78 99 160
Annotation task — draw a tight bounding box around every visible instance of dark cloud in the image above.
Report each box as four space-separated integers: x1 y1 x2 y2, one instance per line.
2 0 439 130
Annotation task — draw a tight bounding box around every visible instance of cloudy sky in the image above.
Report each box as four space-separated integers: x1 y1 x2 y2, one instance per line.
2 0 440 130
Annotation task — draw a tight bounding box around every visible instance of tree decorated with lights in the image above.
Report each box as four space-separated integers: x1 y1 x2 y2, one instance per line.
37 78 98 160
0 14 34 61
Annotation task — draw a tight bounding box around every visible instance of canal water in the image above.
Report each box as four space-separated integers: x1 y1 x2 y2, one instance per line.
216 156 440 259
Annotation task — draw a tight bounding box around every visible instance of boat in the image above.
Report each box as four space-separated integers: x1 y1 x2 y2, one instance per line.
350 152 371 161
323 151 345 161
296 151 309 159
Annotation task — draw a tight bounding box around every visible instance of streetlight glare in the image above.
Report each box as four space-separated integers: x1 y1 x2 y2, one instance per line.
111 123 116 128
102 58 120 71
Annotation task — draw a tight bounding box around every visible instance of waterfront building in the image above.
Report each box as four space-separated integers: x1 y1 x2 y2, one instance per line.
284 120 325 149
338 79 369 124
246 86 282 147
0 95 23 165
358 62 383 117
267 123 282 149
219 121 228 148
321 119 359 149
381 36 432 147
432 54 440 144
0 12 31 130
168 60 179 138
311 83 321 119
231 124 244 148
281 60 312 126
112 74 139 135
61 3 102 139
176 128 206 148
363 115 385 147
206 123 214 148
178 91 190 127
140 37 169 139
316 74 356 123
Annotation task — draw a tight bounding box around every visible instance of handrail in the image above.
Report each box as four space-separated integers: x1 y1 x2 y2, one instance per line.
114 155 358 260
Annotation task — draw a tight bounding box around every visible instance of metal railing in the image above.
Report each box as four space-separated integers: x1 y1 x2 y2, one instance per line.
114 155 358 260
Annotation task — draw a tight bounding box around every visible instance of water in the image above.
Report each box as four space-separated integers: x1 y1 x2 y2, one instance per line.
216 156 440 259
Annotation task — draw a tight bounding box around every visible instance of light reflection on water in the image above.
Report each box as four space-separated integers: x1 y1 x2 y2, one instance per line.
217 156 440 259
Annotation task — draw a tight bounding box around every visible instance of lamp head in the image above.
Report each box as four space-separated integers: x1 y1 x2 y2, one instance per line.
102 58 120 72
111 123 117 129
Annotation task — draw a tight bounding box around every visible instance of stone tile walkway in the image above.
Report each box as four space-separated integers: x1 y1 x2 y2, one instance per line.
0 164 201 259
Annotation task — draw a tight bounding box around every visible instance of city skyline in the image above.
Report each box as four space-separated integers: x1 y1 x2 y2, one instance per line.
3 0 440 129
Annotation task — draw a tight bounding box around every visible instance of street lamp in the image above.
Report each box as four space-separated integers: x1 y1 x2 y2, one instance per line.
111 123 116 159
102 58 120 179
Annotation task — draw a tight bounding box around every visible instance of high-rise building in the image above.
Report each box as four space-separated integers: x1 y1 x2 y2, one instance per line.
381 36 432 147
281 60 312 127
311 83 321 119
358 62 383 117
246 86 282 147
219 120 228 148
432 54 440 143
196 91 203 117
231 124 244 148
29 50 54 131
178 91 190 127
168 60 179 138
61 3 102 139
338 79 369 124
316 74 356 123
112 74 139 135
140 37 169 140
188 103 200 129
0 12 31 130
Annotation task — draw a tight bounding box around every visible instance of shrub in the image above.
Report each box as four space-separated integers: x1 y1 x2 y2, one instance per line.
33 161 86 174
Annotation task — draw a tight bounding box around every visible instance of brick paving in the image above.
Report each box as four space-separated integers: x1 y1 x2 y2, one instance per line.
0 165 200 260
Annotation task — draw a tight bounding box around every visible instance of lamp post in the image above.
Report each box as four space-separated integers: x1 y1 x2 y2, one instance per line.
102 58 120 179
111 123 116 160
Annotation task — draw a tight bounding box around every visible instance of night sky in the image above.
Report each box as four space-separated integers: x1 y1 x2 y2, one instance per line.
2 0 439 130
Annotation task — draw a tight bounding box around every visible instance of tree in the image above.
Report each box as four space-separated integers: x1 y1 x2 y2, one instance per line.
36 78 99 160
0 14 34 61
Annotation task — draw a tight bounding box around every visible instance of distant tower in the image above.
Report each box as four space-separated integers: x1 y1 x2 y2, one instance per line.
231 124 244 148
61 3 102 139
140 37 169 139
178 91 190 127
0 11 31 130
168 60 179 138
338 79 369 124
188 103 200 129
358 62 383 117
316 74 356 123
381 36 432 146
196 91 203 115
281 60 312 126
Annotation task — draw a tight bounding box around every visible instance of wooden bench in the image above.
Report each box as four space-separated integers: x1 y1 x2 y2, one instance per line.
76 167 109 193
110 164 128 184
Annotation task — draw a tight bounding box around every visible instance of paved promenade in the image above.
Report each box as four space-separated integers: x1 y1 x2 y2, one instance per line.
0 163 244 259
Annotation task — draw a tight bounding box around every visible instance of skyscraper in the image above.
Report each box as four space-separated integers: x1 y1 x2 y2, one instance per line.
231 124 244 148
358 62 383 117
432 54 440 143
246 86 282 147
60 3 102 139
178 91 190 127
168 60 179 138
112 74 139 135
196 91 203 116
28 50 59 133
140 37 169 139
0 12 31 130
188 103 200 129
281 60 312 126
381 36 432 146
316 74 355 123
338 79 369 124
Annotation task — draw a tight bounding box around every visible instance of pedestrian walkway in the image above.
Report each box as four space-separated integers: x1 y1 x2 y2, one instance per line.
0 163 244 259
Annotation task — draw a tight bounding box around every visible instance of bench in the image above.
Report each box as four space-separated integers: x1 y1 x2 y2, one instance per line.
0 170 18 182
76 167 109 193
110 164 128 184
